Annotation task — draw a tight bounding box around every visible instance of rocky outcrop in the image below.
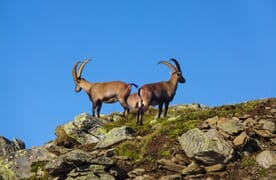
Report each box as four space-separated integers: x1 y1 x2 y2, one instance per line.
178 128 234 165
96 126 136 149
256 150 276 168
0 136 25 158
62 113 107 145
1 98 276 179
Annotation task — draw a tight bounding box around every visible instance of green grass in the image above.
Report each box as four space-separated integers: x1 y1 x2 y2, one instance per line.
241 158 256 167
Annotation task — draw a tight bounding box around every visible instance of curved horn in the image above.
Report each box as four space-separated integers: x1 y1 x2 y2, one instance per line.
72 61 81 83
158 61 177 72
77 59 91 78
170 58 182 72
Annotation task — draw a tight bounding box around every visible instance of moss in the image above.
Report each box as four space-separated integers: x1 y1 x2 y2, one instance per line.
258 167 267 176
0 159 15 180
160 149 171 157
241 158 256 167
115 140 142 160
30 161 48 173
165 119 200 138
55 125 80 148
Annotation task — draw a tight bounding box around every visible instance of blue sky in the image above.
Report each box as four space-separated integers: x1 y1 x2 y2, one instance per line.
1 1 275 147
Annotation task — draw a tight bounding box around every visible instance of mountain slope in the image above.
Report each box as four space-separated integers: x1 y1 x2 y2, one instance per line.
1 98 276 179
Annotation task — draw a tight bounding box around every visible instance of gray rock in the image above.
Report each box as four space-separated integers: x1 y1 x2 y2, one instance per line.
8 143 57 179
13 138 25 150
172 103 208 111
256 150 276 168
0 136 25 158
216 117 245 135
96 126 136 149
63 113 107 145
45 149 114 177
66 164 115 180
259 119 276 133
178 128 234 165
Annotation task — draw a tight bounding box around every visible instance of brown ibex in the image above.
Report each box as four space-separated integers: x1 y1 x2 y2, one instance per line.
127 93 142 113
72 59 138 117
136 58 185 125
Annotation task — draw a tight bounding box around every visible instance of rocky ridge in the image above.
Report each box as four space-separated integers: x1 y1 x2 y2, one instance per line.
1 98 276 179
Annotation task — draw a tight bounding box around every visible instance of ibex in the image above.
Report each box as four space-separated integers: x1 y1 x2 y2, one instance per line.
72 59 138 117
136 58 185 125
127 93 142 113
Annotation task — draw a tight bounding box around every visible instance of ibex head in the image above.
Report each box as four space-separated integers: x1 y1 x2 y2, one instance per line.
158 58 186 83
72 59 90 92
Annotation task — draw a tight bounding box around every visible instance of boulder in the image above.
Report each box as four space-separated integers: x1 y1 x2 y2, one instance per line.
44 149 114 178
7 142 57 179
178 128 234 165
216 117 245 135
259 119 276 133
62 113 107 145
0 136 25 158
96 126 136 149
233 132 248 147
256 150 276 169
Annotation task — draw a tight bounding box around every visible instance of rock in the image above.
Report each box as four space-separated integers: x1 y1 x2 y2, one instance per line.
13 138 25 150
270 137 276 145
243 118 256 127
181 161 204 175
96 126 135 149
158 173 182 180
8 142 57 179
128 168 145 178
206 116 219 126
253 129 275 138
0 136 25 158
256 150 276 169
172 103 208 111
243 138 261 153
204 164 225 172
168 115 181 122
45 149 114 176
178 128 234 165
62 113 107 145
259 119 276 133
157 159 186 173
239 114 251 120
233 132 248 146
216 117 245 135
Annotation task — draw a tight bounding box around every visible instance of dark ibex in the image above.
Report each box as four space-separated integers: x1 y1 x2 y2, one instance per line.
72 59 138 117
136 58 185 125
